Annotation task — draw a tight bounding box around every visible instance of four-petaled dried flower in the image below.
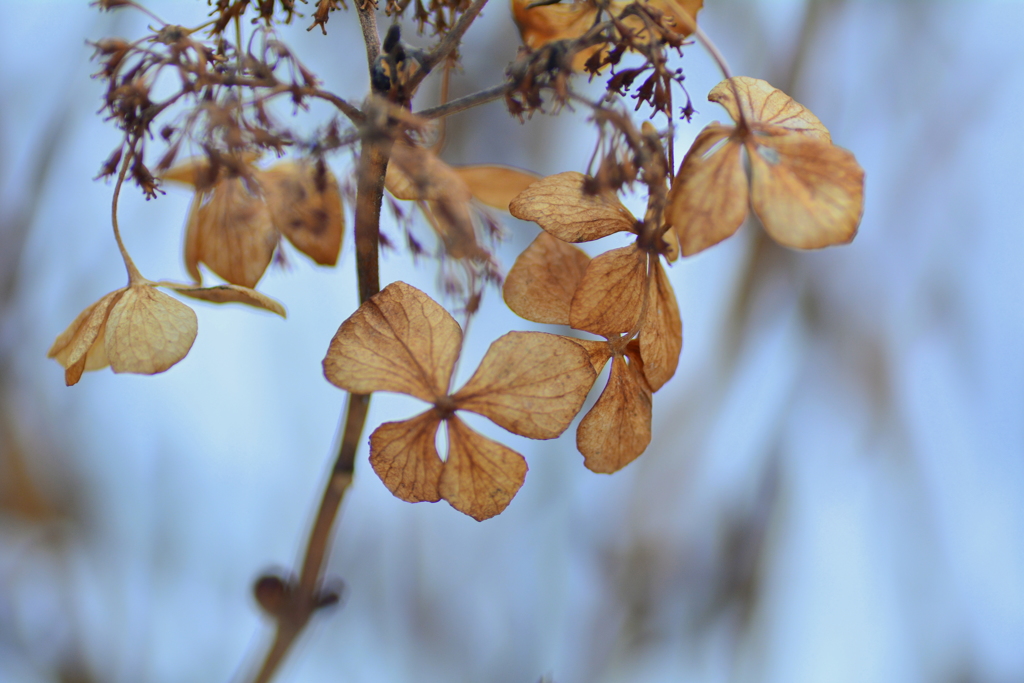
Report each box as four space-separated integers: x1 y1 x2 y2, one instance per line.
666 77 866 255
323 281 596 520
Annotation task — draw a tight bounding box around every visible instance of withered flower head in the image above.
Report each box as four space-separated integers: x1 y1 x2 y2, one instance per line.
666 77 865 255
323 281 595 520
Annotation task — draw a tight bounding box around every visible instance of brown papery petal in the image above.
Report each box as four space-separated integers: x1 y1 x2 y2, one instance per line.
260 161 344 266
454 165 540 211
189 179 279 288
569 245 647 335
369 411 444 503
572 337 614 376
440 415 527 521
638 259 681 392
323 281 463 402
424 199 483 260
48 289 125 385
709 77 831 142
453 331 595 440
577 355 652 474
509 172 638 243
512 0 597 50
503 232 590 326
162 282 286 318
666 125 749 257
386 142 473 204
104 285 198 375
644 0 702 36
748 134 864 250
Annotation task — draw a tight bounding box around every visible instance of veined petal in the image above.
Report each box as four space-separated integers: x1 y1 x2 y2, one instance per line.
453 165 541 211
453 331 595 440
510 172 638 242
577 354 652 473
369 410 444 503
569 244 647 335
104 285 198 375
323 281 463 402
503 232 590 326
709 77 831 141
48 289 125 386
160 282 286 317
260 160 344 267
440 415 527 521
638 258 681 391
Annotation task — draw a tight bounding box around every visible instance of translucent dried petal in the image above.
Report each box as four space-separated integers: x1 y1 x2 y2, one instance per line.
260 161 344 266
48 289 124 386
323 281 463 402
638 258 681 391
509 172 637 243
453 331 595 440
511 0 601 71
162 282 286 317
453 165 540 211
503 232 590 325
385 142 473 203
577 354 652 474
748 133 864 250
424 199 482 260
104 285 198 375
569 245 647 335
709 77 831 141
440 415 527 521
572 337 613 375
369 411 444 503
666 124 749 256
187 178 279 288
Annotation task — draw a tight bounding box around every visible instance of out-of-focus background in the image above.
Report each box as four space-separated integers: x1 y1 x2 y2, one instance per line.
2 1 1022 682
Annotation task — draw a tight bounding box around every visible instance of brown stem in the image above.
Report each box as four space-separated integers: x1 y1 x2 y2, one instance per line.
414 83 511 120
356 1 382 71
409 0 490 91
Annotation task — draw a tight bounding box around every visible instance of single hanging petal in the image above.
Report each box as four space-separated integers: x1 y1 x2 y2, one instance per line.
159 282 286 318
260 160 344 266
510 172 638 242
188 178 279 288
369 411 444 503
453 331 595 440
569 244 647 335
638 258 681 391
576 354 652 473
709 77 831 141
323 281 463 402
666 124 749 256
48 289 125 385
747 133 864 250
104 285 198 375
453 165 541 211
440 415 528 521
503 232 591 325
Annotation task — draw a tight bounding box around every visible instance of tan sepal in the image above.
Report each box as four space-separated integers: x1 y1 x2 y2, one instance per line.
104 285 198 375
709 77 831 142
260 161 344 266
569 245 647 335
644 0 703 36
48 289 124 385
571 338 613 375
453 331 596 440
369 411 444 503
748 133 865 250
322 281 463 402
577 354 652 474
503 232 590 325
160 282 286 318
188 178 279 288
439 415 527 521
509 172 638 243
667 124 749 256
638 259 681 391
512 0 597 50
161 157 218 190
453 165 541 211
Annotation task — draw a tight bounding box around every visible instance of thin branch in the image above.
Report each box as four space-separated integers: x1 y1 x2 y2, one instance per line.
311 89 366 123
410 0 490 90
415 82 511 120
111 141 143 284
356 1 382 73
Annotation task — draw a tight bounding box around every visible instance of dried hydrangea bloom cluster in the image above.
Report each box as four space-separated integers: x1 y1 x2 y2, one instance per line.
55 0 863 525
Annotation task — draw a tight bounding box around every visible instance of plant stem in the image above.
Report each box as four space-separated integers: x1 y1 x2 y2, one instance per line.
415 82 511 120
410 0 490 90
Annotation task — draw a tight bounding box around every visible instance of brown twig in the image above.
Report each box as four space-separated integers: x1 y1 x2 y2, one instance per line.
415 82 511 120
408 0 490 91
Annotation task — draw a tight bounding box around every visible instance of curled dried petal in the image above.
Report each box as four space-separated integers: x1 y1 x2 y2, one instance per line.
453 331 596 440
440 416 527 521
709 77 831 141
569 245 647 335
666 125 749 256
638 258 681 391
576 354 652 474
161 282 286 317
747 133 864 249
48 290 124 385
503 232 590 326
509 172 637 242
369 411 444 503
323 281 463 402
104 285 198 375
